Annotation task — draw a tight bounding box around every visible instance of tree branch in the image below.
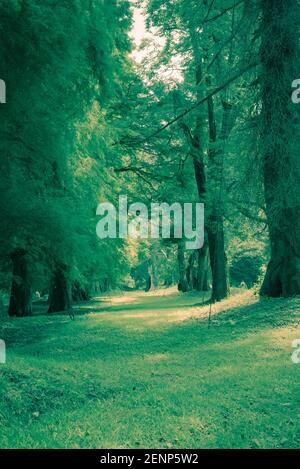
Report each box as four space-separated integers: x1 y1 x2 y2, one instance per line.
204 0 245 23
203 0 216 22
137 61 259 144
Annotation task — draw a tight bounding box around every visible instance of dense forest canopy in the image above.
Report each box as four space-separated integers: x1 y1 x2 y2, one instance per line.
0 0 299 316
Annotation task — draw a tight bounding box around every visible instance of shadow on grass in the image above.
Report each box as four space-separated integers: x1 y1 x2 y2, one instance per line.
3 291 299 366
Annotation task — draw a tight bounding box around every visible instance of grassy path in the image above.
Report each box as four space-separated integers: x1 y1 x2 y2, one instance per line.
0 288 299 448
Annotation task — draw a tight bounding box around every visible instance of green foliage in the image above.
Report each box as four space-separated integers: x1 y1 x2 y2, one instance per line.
0 0 295 308
0 0 133 298
230 254 264 288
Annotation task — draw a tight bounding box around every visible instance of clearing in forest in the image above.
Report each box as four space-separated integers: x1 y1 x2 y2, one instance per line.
0 288 299 449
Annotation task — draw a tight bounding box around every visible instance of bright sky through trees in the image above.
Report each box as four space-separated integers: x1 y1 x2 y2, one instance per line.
130 7 151 62
130 5 183 83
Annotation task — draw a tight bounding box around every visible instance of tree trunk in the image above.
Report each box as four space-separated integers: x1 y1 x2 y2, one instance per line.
207 94 233 301
187 251 198 290
196 242 211 291
0 296 5 317
186 244 210 291
208 217 229 301
150 247 159 288
260 0 300 297
177 240 189 292
145 273 152 292
8 249 32 317
48 263 71 313
72 281 90 302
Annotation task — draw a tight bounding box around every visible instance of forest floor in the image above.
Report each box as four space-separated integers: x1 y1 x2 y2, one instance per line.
0 287 299 449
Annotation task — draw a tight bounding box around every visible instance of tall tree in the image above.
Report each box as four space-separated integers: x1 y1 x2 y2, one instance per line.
0 0 133 315
259 0 300 297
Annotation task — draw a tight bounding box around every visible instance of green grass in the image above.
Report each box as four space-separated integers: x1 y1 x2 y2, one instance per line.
0 288 299 449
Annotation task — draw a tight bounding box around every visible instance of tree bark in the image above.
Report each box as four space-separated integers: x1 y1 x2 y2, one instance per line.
186 244 210 291
48 263 71 313
145 273 152 292
0 296 5 317
72 281 90 302
260 0 300 297
150 247 159 288
196 243 211 291
186 251 197 290
177 240 189 292
207 94 232 301
208 215 229 301
8 248 32 317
